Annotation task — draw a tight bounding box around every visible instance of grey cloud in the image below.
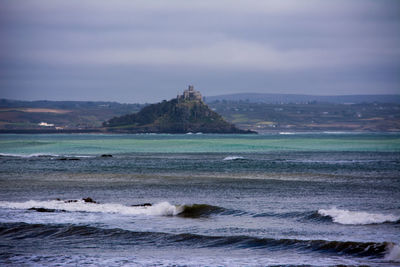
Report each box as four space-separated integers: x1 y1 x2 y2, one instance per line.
0 0 399 102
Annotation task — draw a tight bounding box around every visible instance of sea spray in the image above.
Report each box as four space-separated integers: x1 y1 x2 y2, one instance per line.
318 207 400 225
385 243 400 262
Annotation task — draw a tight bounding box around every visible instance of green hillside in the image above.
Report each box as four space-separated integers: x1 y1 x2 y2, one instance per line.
104 98 253 133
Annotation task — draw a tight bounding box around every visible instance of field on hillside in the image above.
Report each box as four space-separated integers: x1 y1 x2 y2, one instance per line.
208 101 400 132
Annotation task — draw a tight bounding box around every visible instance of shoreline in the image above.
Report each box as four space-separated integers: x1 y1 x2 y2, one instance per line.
0 129 399 135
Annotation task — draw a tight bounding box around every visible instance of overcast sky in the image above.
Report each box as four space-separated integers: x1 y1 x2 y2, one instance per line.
1 0 399 103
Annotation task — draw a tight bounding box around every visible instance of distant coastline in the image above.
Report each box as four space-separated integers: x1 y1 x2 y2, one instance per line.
0 129 398 134
1 93 399 133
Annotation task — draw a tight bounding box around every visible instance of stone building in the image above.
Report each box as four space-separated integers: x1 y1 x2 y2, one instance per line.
178 85 203 101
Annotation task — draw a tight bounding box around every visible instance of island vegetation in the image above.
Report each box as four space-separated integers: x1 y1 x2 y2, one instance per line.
103 87 254 134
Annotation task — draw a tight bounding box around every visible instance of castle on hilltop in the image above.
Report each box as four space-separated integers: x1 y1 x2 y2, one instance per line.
177 85 203 102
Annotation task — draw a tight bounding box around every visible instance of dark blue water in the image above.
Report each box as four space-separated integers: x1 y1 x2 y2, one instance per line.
0 133 399 266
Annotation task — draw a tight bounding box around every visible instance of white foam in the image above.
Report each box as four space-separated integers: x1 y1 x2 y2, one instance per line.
223 156 245 161
318 207 400 225
0 200 183 216
385 243 400 262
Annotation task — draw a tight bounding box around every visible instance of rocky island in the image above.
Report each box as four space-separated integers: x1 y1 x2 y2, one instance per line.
103 86 255 134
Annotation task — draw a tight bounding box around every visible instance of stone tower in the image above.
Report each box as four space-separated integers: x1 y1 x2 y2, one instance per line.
178 85 202 101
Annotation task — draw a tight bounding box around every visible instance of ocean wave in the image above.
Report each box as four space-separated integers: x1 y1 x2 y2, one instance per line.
253 209 400 226
223 156 245 161
0 200 182 216
253 211 313 219
178 204 234 218
0 153 60 158
0 222 397 260
318 207 400 225
0 200 232 218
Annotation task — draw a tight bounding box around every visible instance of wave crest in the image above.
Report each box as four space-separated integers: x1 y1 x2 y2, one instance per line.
223 156 245 161
318 207 400 225
0 200 232 218
177 204 226 218
0 200 182 216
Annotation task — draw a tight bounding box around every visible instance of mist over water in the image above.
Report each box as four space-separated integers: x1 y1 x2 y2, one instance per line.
0 133 399 266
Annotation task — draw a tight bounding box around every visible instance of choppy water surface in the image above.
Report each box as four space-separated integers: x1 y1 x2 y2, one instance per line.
0 133 399 266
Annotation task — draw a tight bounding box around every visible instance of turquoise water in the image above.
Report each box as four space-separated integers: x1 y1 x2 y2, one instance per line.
0 133 399 155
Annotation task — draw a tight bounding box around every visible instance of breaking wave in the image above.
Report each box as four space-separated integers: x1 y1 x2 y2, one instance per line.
0 222 398 260
252 208 400 226
0 200 182 216
317 207 400 225
2 200 399 225
0 200 231 218
178 204 232 218
223 156 245 161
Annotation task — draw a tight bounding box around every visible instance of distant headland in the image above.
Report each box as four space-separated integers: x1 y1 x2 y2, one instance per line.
103 85 256 134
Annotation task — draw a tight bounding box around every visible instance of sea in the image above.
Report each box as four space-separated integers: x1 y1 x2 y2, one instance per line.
0 132 399 266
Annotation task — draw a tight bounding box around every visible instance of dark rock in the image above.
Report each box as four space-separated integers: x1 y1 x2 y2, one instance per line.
82 197 97 203
58 157 80 161
28 207 64 212
131 203 152 207
101 154 113 157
